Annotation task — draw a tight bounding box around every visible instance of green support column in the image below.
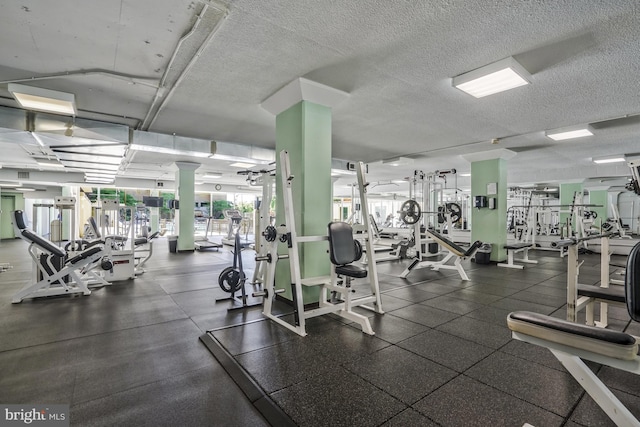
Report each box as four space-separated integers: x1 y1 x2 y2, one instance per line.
560 182 584 232
261 78 349 305
175 161 200 251
464 149 515 263
149 189 160 234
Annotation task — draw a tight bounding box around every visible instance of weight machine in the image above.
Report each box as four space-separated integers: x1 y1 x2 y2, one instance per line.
552 228 625 328
241 168 275 287
221 209 251 247
11 210 114 303
255 150 384 336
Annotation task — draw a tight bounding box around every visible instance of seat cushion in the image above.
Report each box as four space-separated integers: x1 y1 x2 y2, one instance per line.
336 264 367 279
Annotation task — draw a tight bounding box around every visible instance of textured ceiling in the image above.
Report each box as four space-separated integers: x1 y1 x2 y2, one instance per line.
0 0 638 194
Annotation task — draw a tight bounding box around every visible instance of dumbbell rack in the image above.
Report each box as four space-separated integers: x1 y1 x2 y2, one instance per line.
256 150 384 337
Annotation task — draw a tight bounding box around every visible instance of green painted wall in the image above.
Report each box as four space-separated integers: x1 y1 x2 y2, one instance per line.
0 192 24 239
559 183 583 232
587 190 608 227
470 158 507 262
275 101 332 304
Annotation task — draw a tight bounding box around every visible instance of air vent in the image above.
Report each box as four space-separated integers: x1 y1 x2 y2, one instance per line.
18 171 30 179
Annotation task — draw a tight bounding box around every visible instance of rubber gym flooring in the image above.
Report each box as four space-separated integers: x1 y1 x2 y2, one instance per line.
1 237 639 426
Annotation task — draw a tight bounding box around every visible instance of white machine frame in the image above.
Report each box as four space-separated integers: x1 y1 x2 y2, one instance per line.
508 312 640 427
400 229 480 281
11 210 112 303
259 150 384 336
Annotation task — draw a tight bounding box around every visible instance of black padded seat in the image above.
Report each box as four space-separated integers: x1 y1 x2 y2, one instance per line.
134 237 148 246
578 284 626 304
328 222 367 279
20 229 66 257
505 243 533 250
67 246 102 264
509 311 635 346
626 241 640 321
335 264 367 279
507 311 638 361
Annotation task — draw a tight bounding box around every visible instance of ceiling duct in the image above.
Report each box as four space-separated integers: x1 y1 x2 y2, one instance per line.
0 106 27 130
211 141 274 164
34 113 129 143
131 130 214 158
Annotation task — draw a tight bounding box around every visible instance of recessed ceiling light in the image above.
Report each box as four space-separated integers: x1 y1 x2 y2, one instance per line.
229 162 256 168
545 125 594 141
203 173 223 179
592 156 626 164
452 57 531 98
9 83 77 115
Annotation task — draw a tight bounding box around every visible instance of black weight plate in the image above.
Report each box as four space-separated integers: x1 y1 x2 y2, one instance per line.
218 266 244 293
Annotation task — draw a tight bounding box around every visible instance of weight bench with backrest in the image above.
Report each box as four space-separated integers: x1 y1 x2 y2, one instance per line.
498 242 538 269
324 222 376 335
506 240 640 426
400 229 482 281
11 210 112 303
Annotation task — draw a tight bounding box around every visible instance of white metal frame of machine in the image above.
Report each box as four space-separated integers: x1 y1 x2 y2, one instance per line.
257 150 384 336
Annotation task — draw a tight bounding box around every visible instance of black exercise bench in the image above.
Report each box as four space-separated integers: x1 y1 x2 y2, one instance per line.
498 242 538 269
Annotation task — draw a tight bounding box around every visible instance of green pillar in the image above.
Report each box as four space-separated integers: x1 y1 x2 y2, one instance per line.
149 189 160 234
261 78 349 304
464 149 515 262
175 161 200 251
560 182 583 232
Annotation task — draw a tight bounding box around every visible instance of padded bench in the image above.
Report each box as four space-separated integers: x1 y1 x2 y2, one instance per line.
498 242 538 269
400 229 482 281
506 240 640 426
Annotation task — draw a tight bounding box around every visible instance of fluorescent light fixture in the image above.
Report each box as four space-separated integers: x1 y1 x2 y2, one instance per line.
129 144 212 158
15 187 36 192
210 153 269 165
85 173 116 179
593 156 626 164
452 57 531 98
9 83 77 115
546 125 594 141
229 162 257 168
203 173 223 179
459 173 471 177
382 157 413 167
85 178 115 184
195 181 204 185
